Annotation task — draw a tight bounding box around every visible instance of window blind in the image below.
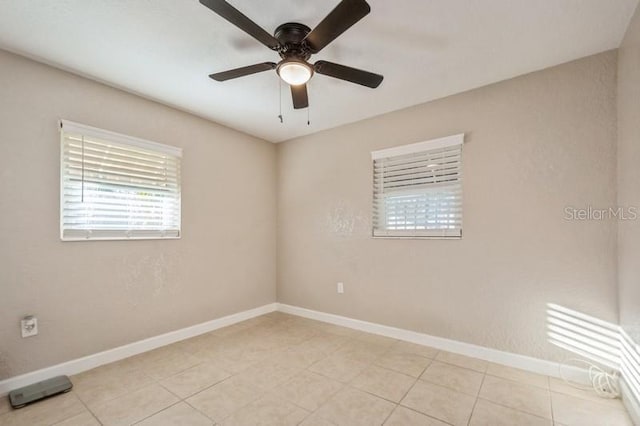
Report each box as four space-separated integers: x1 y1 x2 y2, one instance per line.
372 134 464 238
60 120 182 241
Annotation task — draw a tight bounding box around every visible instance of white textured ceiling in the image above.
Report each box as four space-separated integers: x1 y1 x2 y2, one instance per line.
0 0 637 142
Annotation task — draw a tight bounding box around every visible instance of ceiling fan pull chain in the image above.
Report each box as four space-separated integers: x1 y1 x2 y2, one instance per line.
307 102 311 126
278 78 284 123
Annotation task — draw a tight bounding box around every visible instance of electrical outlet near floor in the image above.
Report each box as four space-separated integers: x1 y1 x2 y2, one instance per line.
337 282 344 294
21 315 38 338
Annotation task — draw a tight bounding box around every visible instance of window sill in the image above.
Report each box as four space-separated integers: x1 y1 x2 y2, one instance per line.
371 235 462 240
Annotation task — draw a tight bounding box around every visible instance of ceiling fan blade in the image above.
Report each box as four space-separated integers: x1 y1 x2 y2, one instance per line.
199 0 280 50
304 0 370 53
314 60 383 88
209 62 276 81
290 84 309 109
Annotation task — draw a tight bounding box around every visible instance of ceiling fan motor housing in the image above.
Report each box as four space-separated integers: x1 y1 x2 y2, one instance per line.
275 22 313 61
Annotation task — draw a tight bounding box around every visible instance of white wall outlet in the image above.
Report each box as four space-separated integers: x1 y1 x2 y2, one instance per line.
21 315 38 338
337 282 344 294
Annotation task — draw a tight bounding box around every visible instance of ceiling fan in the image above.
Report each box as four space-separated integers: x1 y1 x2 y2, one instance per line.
200 0 384 110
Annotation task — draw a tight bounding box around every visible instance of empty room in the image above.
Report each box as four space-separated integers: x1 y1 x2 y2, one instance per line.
1 0 639 425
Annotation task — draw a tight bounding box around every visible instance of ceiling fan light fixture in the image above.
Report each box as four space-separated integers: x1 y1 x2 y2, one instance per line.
277 60 313 86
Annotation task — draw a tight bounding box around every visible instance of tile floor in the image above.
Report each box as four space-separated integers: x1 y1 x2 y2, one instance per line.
0 312 634 425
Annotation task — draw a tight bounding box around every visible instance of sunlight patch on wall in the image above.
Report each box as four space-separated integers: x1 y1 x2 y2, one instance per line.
621 329 640 404
547 303 640 405
546 303 620 369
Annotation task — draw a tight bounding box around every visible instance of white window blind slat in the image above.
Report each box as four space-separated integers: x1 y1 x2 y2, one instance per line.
63 154 179 175
60 120 182 241
373 153 461 170
61 120 182 156
371 134 464 239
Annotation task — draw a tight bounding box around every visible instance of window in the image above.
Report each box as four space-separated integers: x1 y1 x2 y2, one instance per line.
60 120 182 241
372 134 464 239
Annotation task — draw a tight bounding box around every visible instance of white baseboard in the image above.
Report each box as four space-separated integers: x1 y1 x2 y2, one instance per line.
0 303 277 396
276 303 590 384
0 301 592 398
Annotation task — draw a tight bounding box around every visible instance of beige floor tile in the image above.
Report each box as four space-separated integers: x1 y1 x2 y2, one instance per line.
233 357 303 392
196 332 250 355
314 387 396 426
124 345 183 368
173 332 221 354
137 402 213 425
275 346 321 369
401 380 476 426
384 406 449 425
388 341 439 359
220 394 309 426
548 377 623 408
269 324 319 346
420 361 484 396
271 370 343 411
90 383 179 426
486 363 549 389
299 412 337 425
283 316 326 329
160 361 231 398
234 332 286 356
479 375 552 419
53 410 101 426
247 320 283 334
73 368 155 408
186 376 262 423
0 391 84 426
200 350 262 374
351 365 417 402
309 353 370 383
469 399 552 426
335 340 390 364
245 333 287 354
278 346 329 369
306 330 346 350
299 331 351 355
0 397 10 415
435 351 488 373
139 350 202 380
310 322 359 337
257 326 291 337
273 327 297 345
375 351 432 378
551 392 633 426
71 360 139 389
189 345 227 364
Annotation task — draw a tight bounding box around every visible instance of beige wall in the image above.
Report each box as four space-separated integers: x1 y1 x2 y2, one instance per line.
0 50 277 379
277 51 619 361
0 42 625 379
618 5 640 343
